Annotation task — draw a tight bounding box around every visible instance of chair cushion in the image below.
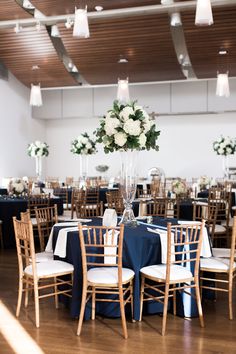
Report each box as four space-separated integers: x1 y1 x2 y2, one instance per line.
209 224 226 233
140 264 193 282
35 251 53 263
24 260 74 277
200 257 236 271
87 267 134 285
222 218 233 227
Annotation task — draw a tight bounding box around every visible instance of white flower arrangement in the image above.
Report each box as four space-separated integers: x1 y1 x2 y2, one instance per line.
172 180 187 195
197 176 211 191
27 140 49 157
95 101 160 153
71 132 97 155
213 136 236 156
8 178 27 196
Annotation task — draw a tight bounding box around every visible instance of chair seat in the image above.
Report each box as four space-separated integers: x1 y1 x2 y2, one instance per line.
140 264 193 282
35 251 53 262
87 267 134 285
222 218 233 228
209 224 227 233
25 260 74 277
200 257 236 271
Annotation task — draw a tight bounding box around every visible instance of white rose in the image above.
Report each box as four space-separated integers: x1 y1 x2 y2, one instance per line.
35 140 41 147
139 133 147 148
86 142 92 149
124 119 141 136
120 107 134 121
227 147 232 154
105 117 120 136
82 148 88 154
31 149 36 157
76 141 82 148
81 137 88 144
218 148 224 154
224 137 231 145
114 132 127 147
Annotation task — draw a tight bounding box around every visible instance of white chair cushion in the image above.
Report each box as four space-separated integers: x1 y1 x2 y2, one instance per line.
140 264 193 282
61 210 72 218
209 224 226 233
221 218 233 227
35 251 53 263
24 260 74 277
200 257 236 271
30 217 37 226
87 267 134 285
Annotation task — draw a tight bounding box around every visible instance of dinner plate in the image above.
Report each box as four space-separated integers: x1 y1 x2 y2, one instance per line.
60 218 92 223
178 220 201 225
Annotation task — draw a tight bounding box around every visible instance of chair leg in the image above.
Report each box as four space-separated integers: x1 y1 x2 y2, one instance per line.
24 276 29 308
130 280 134 322
34 281 40 328
91 287 96 320
139 276 145 321
77 284 88 336
228 278 233 320
119 285 128 339
195 280 204 328
16 277 23 317
173 288 176 316
54 277 59 309
162 283 170 336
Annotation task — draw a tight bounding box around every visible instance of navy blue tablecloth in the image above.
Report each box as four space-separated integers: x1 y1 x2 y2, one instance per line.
0 196 63 248
0 188 8 195
52 216 202 321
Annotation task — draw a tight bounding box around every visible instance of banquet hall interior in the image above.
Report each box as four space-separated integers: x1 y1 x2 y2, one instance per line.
1 1 236 353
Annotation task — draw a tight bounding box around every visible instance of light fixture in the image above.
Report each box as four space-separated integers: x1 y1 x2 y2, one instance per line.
71 65 78 73
170 12 182 27
65 17 73 29
161 0 174 4
219 49 227 55
30 84 42 107
95 6 103 12
117 78 130 103
51 25 60 37
23 0 35 9
195 0 213 26
216 72 230 98
73 7 90 38
34 9 45 19
118 57 128 64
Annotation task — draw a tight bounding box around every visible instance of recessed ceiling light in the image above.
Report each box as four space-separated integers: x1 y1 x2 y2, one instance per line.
118 58 128 64
23 0 35 9
161 0 174 5
32 65 40 70
95 6 103 12
219 49 227 55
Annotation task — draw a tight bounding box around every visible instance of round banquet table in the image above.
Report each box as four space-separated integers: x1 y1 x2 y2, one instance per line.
0 196 63 248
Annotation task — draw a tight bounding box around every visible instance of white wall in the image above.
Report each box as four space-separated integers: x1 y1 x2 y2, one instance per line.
45 112 236 181
0 73 46 182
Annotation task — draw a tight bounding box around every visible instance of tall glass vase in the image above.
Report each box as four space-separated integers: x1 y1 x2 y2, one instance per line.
119 150 138 226
79 154 88 188
222 155 229 180
35 156 42 181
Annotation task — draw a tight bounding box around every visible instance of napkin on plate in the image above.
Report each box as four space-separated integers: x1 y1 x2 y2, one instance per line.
147 227 175 264
54 227 78 258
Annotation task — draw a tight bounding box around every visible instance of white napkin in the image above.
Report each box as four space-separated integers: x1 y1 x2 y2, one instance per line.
45 222 79 252
103 209 117 227
103 230 119 264
177 221 211 257
147 227 175 264
54 227 78 258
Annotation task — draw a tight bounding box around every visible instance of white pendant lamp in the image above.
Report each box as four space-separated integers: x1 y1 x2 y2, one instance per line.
117 78 130 103
30 84 43 106
73 7 90 38
216 72 230 98
195 0 213 26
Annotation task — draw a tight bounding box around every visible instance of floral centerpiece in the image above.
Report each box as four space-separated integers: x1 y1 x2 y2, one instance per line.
95 100 160 153
213 136 236 156
197 176 211 191
27 140 49 157
8 178 27 196
172 180 187 196
70 132 97 155
95 100 160 225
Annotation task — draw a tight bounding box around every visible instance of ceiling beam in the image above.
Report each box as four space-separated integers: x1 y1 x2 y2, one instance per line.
0 0 235 29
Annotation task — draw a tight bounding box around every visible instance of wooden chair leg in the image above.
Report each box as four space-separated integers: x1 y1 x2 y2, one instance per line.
228 278 233 320
173 288 176 316
139 276 145 321
119 286 128 339
130 280 134 322
24 277 29 308
34 281 40 328
77 284 88 336
162 283 170 336
91 287 96 320
16 278 23 317
195 280 204 328
54 277 59 309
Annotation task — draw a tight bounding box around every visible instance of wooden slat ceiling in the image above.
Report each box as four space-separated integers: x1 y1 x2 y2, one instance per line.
0 26 78 87
0 1 235 87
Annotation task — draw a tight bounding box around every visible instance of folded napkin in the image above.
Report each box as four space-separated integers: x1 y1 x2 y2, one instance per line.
54 227 78 258
103 229 120 264
147 227 175 264
45 222 80 253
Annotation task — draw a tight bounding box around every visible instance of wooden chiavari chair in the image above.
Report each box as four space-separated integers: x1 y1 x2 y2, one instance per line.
77 224 134 339
35 204 58 252
200 216 236 320
27 193 51 229
106 190 124 215
139 222 204 335
78 187 103 218
53 187 70 210
13 217 73 328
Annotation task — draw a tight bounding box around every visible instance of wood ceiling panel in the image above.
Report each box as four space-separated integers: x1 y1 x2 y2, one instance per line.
0 0 31 20
182 6 236 78
0 27 78 87
59 13 185 84
30 0 162 15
